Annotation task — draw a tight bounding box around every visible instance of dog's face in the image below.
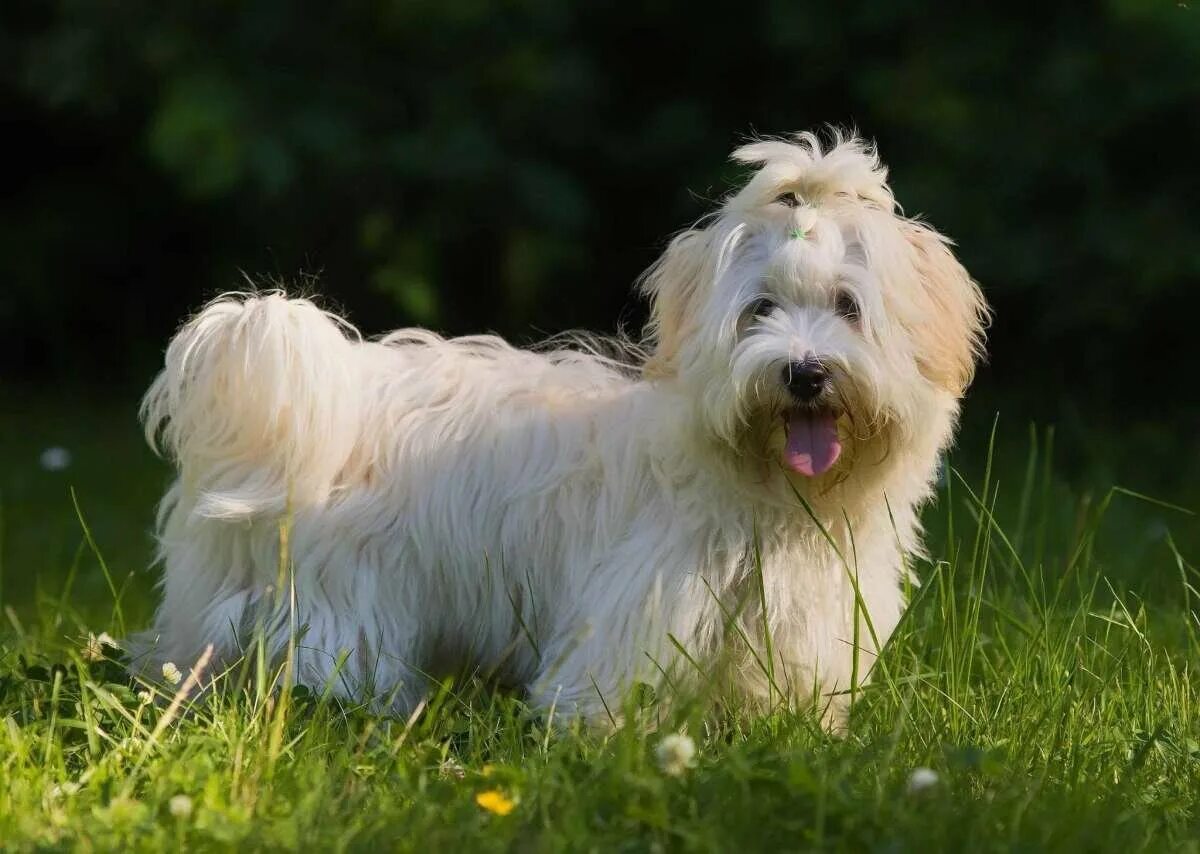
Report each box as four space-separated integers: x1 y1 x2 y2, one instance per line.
643 133 988 485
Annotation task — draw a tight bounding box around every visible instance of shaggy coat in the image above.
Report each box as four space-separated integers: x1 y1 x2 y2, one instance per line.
135 132 988 728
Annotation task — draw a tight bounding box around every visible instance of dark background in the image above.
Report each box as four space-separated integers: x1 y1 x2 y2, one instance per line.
2 1 1198 506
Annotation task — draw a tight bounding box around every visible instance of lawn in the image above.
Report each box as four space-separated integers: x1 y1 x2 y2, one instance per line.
1 389 1197 851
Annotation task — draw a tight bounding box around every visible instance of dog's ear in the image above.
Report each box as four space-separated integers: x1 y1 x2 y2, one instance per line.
641 228 711 377
900 220 989 396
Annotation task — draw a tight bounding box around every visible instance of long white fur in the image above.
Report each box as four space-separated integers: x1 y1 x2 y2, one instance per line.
134 130 988 729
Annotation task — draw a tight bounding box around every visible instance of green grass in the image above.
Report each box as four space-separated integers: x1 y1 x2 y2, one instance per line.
1 391 1198 851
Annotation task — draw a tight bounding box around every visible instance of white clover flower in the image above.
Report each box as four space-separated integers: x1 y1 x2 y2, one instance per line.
655 732 697 777
906 766 939 795
118 736 145 755
137 690 153 705
168 794 194 819
47 782 80 800
39 447 72 471
161 661 182 686
82 631 119 662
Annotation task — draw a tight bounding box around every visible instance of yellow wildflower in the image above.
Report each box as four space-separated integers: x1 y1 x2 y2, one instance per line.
475 789 516 816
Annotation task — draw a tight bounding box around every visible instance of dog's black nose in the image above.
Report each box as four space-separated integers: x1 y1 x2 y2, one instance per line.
782 360 829 403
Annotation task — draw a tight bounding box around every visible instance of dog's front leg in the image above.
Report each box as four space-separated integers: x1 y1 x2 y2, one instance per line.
523 547 700 728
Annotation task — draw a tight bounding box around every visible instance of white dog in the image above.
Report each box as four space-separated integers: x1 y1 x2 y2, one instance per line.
135 131 987 728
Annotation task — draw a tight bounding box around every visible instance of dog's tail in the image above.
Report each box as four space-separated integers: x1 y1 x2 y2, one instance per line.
142 291 365 519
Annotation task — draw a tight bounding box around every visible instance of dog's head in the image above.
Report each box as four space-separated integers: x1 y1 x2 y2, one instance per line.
642 131 988 486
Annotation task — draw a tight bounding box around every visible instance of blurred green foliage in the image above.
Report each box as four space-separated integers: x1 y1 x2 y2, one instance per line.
2 0 1198 435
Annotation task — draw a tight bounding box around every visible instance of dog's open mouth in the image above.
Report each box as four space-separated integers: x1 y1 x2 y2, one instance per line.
783 408 842 477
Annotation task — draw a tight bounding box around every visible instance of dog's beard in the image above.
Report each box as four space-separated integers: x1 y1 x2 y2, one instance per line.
779 367 878 477
728 369 892 487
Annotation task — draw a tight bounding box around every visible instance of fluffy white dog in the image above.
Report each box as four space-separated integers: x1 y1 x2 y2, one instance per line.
135 131 987 728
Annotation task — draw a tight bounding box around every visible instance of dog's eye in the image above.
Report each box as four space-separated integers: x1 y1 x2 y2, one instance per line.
774 191 800 208
834 289 860 322
747 296 777 319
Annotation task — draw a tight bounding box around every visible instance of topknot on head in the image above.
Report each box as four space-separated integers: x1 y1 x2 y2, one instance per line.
730 129 894 211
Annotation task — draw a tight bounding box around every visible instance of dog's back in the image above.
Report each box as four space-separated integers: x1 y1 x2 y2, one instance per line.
143 292 636 519
135 291 659 700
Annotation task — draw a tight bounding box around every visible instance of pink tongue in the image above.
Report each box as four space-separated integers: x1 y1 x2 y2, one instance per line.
783 411 842 476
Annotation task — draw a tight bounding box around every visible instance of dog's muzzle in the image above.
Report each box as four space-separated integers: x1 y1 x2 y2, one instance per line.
780 359 842 477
